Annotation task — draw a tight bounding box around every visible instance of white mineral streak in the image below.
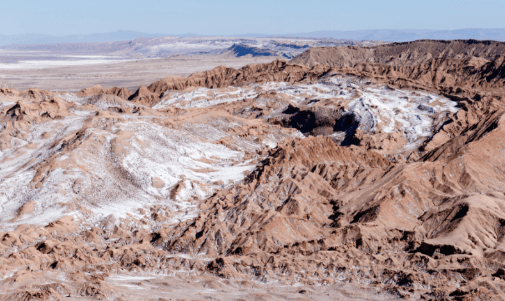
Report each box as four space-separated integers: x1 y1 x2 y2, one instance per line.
0 75 458 230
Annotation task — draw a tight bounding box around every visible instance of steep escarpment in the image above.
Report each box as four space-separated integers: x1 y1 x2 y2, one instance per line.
225 43 279 58
140 60 325 101
76 60 330 106
290 39 505 67
77 40 505 110
347 54 505 90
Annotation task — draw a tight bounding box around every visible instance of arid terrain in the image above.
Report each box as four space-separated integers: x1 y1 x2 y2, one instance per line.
0 54 278 92
1 39 505 300
0 37 383 92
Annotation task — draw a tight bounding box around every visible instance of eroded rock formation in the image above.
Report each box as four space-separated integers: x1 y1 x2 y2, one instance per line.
1 39 505 300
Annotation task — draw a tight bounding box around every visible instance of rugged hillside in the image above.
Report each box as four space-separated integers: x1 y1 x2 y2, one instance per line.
2 40 505 300
225 43 280 58
1 36 382 59
290 39 505 67
88 40 505 107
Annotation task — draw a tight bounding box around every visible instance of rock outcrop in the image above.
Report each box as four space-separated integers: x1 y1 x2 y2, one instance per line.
2 39 505 300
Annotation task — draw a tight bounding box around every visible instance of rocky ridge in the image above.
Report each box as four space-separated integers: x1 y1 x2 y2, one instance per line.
1 39 505 300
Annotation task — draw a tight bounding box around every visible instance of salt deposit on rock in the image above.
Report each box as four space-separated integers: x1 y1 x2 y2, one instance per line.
1 39 505 300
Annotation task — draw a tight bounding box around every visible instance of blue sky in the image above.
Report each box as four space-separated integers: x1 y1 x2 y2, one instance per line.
1 0 505 35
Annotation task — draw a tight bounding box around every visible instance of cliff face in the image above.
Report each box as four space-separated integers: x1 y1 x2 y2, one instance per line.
290 39 505 67
2 40 505 300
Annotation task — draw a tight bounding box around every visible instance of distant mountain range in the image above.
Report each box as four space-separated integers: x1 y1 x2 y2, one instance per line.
1 29 504 46
0 30 198 46
284 29 505 42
